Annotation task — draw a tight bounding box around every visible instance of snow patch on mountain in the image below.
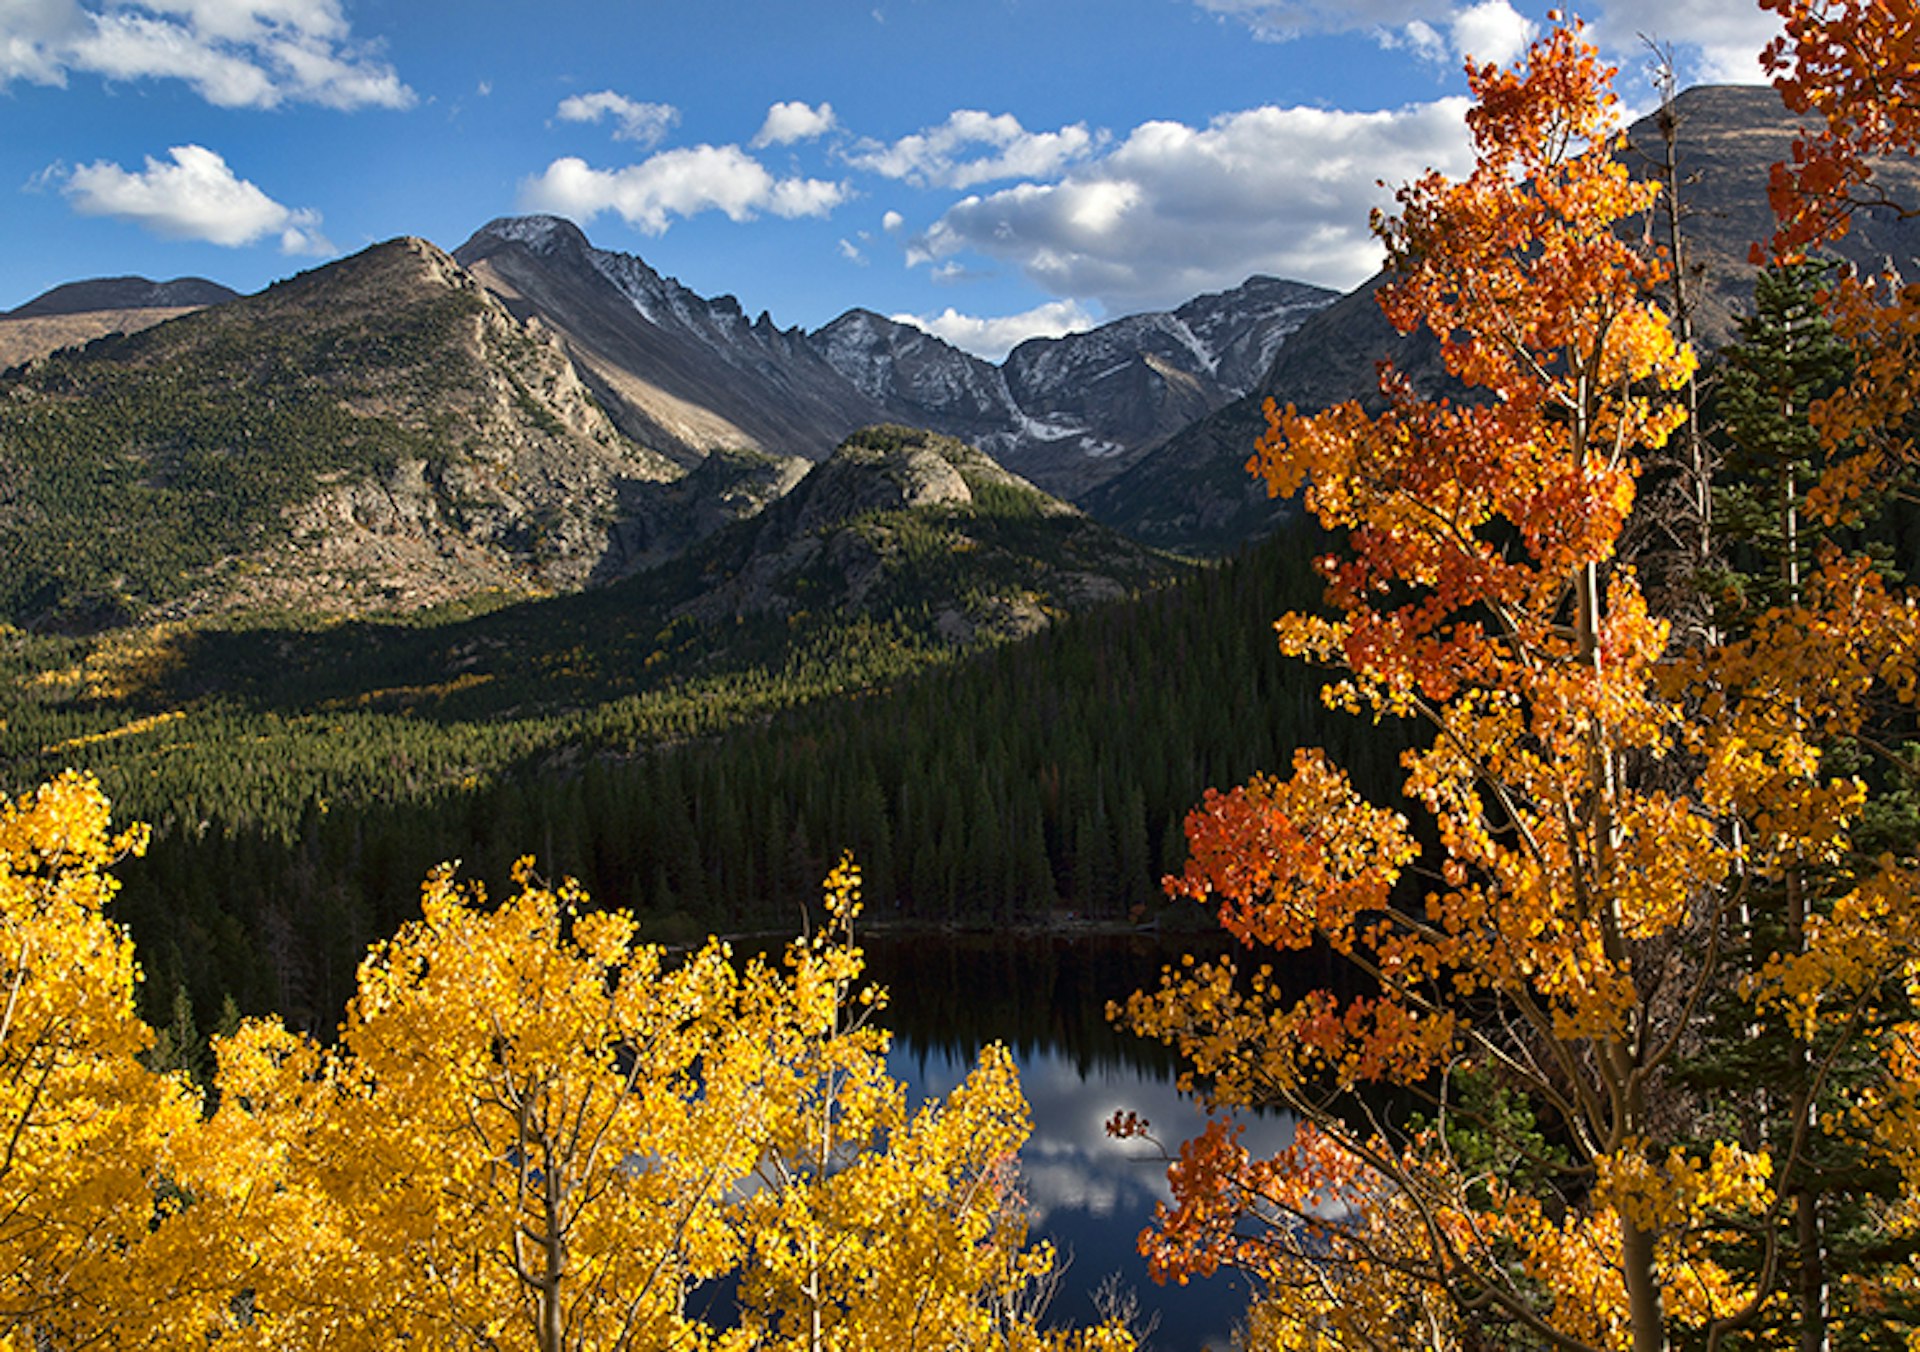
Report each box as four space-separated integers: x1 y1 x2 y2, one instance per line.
456 217 1339 497
489 216 564 248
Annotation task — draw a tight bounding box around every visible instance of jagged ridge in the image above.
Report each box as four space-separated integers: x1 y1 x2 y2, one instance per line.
454 215 1336 500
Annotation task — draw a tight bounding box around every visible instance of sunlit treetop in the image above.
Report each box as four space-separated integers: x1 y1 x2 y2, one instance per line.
1762 0 1920 254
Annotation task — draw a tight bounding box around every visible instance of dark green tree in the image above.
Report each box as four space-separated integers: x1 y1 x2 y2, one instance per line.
1683 261 1920 1351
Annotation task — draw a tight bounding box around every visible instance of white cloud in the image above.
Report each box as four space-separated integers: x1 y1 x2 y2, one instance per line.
1400 18 1448 61
845 110 1098 190
0 0 410 108
911 97 1476 311
148 0 347 44
881 209 904 233
891 298 1097 361
752 99 836 148
837 237 865 264
1193 0 1447 41
520 145 849 235
930 260 993 283
1 0 88 83
1242 0 1528 64
555 90 678 146
1196 0 1778 87
1447 0 1534 66
60 143 332 253
1590 0 1779 86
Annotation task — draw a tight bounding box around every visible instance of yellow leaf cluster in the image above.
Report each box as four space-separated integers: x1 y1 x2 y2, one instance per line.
0 790 1133 1351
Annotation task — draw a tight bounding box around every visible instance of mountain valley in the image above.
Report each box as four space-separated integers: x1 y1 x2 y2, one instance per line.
0 75 1904 1010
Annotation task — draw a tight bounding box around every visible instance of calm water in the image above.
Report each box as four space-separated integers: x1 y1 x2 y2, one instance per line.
863 932 1296 1352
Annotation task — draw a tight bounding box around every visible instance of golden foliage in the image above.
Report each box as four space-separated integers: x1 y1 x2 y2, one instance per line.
1119 17 1920 1352
0 774 206 1346
0 794 1132 1351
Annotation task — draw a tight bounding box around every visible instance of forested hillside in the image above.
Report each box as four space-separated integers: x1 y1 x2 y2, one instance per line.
27 522 1358 1031
0 237 685 628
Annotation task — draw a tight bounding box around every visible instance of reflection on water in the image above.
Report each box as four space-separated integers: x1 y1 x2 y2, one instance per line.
867 933 1295 1352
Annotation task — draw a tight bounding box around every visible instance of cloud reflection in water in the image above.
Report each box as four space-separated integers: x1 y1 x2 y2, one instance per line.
888 1037 1294 1351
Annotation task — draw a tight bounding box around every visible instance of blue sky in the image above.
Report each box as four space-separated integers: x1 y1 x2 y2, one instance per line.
2 0 1779 358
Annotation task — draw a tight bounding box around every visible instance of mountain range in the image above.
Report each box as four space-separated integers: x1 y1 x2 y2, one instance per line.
3 82 1907 631
448 213 1336 500
1088 83 1920 549
0 212 1324 632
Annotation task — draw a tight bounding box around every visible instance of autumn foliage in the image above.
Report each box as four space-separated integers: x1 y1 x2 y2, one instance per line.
1761 0 1920 525
1118 17 1920 1352
0 774 206 1345
0 775 1132 1352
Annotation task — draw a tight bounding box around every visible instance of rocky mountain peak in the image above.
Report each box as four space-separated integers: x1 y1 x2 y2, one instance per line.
461 215 596 262
240 237 483 323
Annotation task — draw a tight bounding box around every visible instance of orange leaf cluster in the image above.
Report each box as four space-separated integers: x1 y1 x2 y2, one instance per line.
1119 14 1920 1350
1762 0 1920 255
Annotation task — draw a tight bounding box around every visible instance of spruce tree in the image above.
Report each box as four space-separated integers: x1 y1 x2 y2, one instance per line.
1682 261 1920 1350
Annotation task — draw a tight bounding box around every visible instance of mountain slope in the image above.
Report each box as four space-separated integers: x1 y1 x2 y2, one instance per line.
456 217 896 468
453 216 1335 499
0 308 206 373
0 276 243 372
6 276 238 317
1 427 1187 874
1087 83 1920 555
0 238 701 629
987 276 1334 497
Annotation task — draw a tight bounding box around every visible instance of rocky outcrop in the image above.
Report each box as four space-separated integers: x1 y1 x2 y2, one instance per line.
453 217 1337 500
666 426 1172 643
1086 84 1920 555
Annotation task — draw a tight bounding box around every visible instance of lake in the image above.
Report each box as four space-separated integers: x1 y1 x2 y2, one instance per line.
861 931 1296 1352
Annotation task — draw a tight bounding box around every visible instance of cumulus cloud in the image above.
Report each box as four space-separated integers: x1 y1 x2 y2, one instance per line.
1215 0 1531 64
555 90 678 146
845 110 1098 190
1446 0 1534 65
1198 0 1777 87
891 298 1097 361
520 144 848 235
752 99 836 148
1589 0 1779 86
60 143 332 253
0 0 411 108
910 97 1475 312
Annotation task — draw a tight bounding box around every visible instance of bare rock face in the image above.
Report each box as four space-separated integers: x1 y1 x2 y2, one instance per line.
454 217 1337 501
665 425 1176 645
1087 83 1920 556
457 216 891 467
